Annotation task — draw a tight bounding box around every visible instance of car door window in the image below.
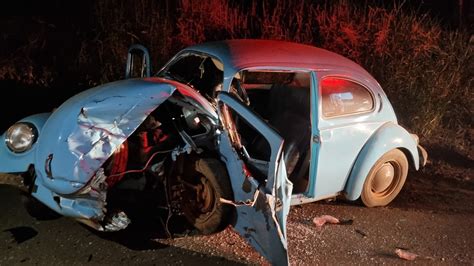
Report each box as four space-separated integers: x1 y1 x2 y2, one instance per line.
321 77 374 118
159 54 223 101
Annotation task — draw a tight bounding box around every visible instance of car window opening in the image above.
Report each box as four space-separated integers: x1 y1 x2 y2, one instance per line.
159 54 224 102
231 70 312 194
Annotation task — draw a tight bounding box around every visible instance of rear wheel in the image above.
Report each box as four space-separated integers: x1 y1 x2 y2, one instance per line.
361 149 408 207
181 158 234 234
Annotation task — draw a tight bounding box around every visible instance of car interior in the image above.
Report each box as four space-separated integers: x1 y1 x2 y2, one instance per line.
160 54 312 193
233 70 312 193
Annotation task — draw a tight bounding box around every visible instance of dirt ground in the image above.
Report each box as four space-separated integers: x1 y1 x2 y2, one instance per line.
0 143 473 265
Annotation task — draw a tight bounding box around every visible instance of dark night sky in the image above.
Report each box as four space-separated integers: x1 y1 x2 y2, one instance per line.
0 0 471 131
3 0 471 25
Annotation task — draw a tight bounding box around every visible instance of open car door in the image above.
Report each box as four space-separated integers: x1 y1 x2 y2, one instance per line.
216 92 293 265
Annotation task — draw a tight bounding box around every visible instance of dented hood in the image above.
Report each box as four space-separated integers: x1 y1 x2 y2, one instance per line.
34 78 205 195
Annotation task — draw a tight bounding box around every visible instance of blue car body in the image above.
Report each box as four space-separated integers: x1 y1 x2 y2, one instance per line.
0 40 427 265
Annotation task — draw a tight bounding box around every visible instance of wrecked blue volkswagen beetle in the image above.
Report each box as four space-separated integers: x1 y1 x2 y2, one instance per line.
0 40 427 265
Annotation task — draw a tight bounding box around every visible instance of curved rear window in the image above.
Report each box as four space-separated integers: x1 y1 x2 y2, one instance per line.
321 77 374 118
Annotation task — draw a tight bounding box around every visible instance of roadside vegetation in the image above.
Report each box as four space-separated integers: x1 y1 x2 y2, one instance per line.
1 0 472 152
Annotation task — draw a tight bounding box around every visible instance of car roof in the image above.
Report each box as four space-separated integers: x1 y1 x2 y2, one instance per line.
183 39 371 76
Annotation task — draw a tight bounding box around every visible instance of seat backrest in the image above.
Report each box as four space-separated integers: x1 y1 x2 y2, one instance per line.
268 84 311 122
266 83 312 184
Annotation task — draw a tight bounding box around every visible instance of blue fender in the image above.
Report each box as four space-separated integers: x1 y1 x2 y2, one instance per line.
344 122 419 201
0 112 51 173
33 79 179 195
32 78 217 195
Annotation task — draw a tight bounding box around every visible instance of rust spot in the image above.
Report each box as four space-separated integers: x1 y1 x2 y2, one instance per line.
244 227 256 233
242 177 252 193
243 226 257 239
254 192 271 231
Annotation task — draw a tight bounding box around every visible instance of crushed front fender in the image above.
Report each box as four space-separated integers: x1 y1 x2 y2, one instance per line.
34 79 178 195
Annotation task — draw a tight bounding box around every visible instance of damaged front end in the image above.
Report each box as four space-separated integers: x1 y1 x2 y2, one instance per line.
12 78 221 231
1 77 292 264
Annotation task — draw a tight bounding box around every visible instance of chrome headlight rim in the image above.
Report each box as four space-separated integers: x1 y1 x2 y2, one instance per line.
5 122 38 153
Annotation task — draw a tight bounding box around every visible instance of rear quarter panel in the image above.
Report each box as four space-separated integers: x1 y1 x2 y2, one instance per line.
309 69 399 199
344 122 420 201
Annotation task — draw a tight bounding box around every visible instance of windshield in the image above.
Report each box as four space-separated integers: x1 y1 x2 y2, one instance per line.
158 53 223 101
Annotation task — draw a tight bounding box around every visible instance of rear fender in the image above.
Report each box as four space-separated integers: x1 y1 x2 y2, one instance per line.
344 122 419 201
0 113 51 173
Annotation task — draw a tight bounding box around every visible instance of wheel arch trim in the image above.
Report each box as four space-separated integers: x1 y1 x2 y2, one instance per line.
344 122 419 201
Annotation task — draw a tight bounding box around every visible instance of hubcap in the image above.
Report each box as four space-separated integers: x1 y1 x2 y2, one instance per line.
371 162 395 193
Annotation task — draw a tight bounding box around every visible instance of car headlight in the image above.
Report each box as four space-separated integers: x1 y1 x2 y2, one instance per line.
5 122 38 153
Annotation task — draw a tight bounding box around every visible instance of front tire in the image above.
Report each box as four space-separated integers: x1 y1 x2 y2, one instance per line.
361 149 408 207
181 158 234 234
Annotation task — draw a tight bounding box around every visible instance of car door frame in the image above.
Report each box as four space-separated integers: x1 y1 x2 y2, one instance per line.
216 91 292 265
287 70 322 205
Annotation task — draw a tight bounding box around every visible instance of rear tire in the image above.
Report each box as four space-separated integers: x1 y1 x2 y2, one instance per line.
182 158 234 234
361 149 408 207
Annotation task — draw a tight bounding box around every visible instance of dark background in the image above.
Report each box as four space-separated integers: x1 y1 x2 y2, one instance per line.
0 0 472 132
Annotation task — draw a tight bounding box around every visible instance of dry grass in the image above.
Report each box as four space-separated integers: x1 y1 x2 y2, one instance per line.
0 0 472 150
313 2 473 150
0 20 55 86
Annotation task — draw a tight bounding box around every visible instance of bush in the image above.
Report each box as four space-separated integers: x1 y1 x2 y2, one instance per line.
313 2 473 148
1 0 472 149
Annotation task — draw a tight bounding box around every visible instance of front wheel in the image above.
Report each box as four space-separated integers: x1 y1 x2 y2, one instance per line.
181 158 234 234
361 149 408 207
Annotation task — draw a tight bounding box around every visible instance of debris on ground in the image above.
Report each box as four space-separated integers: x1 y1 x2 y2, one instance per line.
313 215 340 227
395 248 418 261
312 215 341 227
312 215 354 227
338 219 353 225
355 229 367 238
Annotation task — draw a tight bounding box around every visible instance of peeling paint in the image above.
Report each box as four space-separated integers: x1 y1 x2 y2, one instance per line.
241 176 252 193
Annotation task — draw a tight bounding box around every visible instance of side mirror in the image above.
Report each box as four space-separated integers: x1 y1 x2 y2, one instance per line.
125 44 151 79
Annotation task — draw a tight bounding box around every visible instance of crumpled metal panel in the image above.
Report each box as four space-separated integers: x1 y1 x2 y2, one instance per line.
216 92 293 264
218 133 292 265
34 79 177 195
